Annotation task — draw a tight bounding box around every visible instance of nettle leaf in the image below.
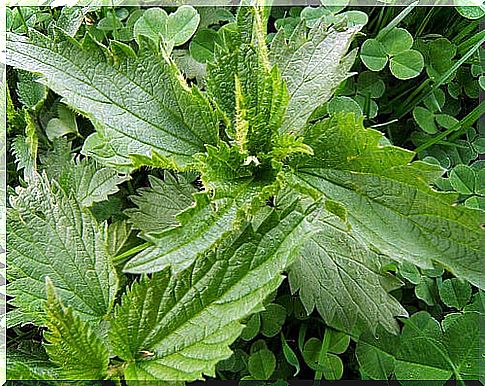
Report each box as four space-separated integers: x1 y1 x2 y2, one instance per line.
43 280 110 380
286 196 406 334
125 173 197 237
6 29 220 172
56 158 130 208
291 113 484 290
7 173 118 326
110 205 309 381
270 20 361 134
16 68 47 110
123 185 256 274
124 135 286 275
7 341 59 380
207 6 288 157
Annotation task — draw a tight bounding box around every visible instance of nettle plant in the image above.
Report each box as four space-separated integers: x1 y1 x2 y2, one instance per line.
6 4 483 382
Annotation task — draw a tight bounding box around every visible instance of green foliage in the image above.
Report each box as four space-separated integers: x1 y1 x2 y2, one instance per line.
7 172 119 327
356 310 481 381
5 3 484 383
43 280 110 380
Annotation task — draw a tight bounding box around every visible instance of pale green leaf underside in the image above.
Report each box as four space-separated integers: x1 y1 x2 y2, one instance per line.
7 173 118 326
292 114 484 289
6 31 220 171
123 183 256 274
7 343 59 380
125 173 196 238
270 22 360 134
287 199 406 334
44 281 110 380
57 158 130 208
110 204 311 381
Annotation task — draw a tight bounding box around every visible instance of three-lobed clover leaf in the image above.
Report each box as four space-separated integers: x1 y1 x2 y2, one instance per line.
360 26 424 80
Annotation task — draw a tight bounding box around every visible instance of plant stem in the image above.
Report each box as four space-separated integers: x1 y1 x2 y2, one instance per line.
314 328 332 381
112 242 151 262
415 100 485 153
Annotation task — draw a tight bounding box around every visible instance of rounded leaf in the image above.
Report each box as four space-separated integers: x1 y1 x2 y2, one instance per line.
455 4 485 19
360 39 388 71
439 278 472 309
389 50 424 80
449 165 476 194
328 330 350 354
248 349 276 380
415 277 438 306
356 71 385 98
260 303 286 337
302 337 322 370
166 5 200 46
241 313 261 341
379 28 413 56
189 29 221 63
322 353 344 380
301 6 328 28
413 106 437 134
435 114 459 130
336 10 368 27
328 96 363 117
133 8 168 43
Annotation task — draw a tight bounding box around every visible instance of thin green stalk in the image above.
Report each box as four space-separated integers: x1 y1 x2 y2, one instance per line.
314 328 332 381
16 8 28 32
398 36 485 119
396 78 432 117
377 1 419 39
436 35 485 88
112 242 151 262
457 29 485 57
415 7 434 37
415 101 485 153
452 19 480 46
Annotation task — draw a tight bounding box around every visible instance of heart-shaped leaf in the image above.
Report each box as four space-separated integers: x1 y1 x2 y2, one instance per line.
379 27 413 56
389 49 424 79
360 39 388 71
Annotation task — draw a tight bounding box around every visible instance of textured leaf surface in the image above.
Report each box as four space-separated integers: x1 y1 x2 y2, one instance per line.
291 114 484 289
110 204 310 381
44 280 110 380
124 142 278 274
6 31 220 171
57 158 129 208
395 311 480 381
125 173 196 238
7 342 59 380
207 7 287 155
270 22 360 134
286 196 406 334
7 173 118 326
355 325 400 379
123 186 255 274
